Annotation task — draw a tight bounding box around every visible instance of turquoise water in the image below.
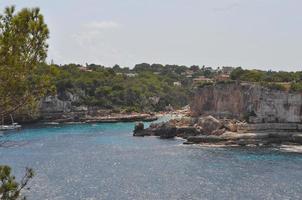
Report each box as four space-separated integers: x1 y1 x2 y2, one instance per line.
1 121 302 200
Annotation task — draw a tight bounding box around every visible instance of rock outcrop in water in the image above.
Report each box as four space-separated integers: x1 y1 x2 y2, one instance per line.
134 115 302 146
134 82 302 147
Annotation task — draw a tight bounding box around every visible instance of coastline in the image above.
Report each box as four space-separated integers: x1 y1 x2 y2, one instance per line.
41 113 159 124
36 108 190 125
133 113 302 151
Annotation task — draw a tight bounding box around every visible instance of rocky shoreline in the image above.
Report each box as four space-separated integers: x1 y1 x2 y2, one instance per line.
133 115 302 147
42 113 159 124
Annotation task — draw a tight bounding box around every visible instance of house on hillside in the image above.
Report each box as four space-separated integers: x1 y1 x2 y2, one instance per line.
215 74 230 81
173 81 182 86
125 73 138 77
79 66 93 72
193 76 214 84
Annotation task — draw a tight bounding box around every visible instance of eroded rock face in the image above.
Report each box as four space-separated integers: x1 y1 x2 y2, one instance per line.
191 83 302 123
39 94 87 121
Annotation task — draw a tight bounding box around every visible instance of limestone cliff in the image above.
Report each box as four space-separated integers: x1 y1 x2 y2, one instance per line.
190 82 302 123
39 94 87 121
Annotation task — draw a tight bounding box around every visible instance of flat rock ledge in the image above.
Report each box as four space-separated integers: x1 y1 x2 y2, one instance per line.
133 116 302 146
45 113 158 124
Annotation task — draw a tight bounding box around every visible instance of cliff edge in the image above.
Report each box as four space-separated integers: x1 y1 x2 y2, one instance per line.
191 82 302 123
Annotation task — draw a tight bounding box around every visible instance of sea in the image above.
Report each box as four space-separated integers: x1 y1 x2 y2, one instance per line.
0 118 302 200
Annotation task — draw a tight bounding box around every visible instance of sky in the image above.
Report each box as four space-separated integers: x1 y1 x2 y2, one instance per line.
1 0 302 71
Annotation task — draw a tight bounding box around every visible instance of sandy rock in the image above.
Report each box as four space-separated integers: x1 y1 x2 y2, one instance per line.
169 117 197 127
211 128 226 136
197 116 223 134
225 122 238 132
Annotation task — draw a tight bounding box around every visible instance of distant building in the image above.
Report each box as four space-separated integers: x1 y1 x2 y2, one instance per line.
125 73 137 77
173 81 182 86
193 76 213 84
215 74 230 81
79 66 93 72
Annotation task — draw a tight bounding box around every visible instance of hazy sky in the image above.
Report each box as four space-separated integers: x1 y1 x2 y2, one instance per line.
1 0 302 71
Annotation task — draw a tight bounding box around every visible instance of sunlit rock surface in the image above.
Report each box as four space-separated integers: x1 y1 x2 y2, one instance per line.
191 82 302 123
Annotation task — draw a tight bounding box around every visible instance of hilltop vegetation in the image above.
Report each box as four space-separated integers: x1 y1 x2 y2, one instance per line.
37 64 302 114
230 67 302 91
49 63 207 112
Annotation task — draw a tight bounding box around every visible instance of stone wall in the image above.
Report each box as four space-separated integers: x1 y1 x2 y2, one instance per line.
190 82 302 123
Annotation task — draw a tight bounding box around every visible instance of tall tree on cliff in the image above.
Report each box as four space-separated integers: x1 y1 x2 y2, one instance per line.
0 6 53 119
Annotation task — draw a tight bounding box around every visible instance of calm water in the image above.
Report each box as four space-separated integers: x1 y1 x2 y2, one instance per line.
1 120 302 200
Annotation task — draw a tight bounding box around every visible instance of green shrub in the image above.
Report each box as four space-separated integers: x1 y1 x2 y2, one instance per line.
195 81 214 88
290 82 302 92
216 80 236 85
260 82 287 91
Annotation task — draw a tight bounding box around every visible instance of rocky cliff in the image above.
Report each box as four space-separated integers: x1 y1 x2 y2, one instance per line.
38 92 88 121
37 93 157 123
190 82 302 123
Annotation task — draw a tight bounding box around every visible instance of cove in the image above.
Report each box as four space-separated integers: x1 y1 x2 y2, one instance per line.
0 121 302 200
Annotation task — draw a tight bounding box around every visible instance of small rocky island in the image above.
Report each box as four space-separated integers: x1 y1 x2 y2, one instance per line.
134 82 302 146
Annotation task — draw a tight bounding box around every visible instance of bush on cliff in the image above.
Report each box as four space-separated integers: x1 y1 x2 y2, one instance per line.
231 67 302 83
290 82 302 92
260 82 287 91
195 82 214 88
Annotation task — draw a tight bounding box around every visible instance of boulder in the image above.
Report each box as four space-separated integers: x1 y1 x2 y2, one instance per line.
133 122 146 136
157 124 177 139
134 122 144 131
134 121 179 138
176 126 201 138
197 116 223 134
292 134 302 144
168 117 197 127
